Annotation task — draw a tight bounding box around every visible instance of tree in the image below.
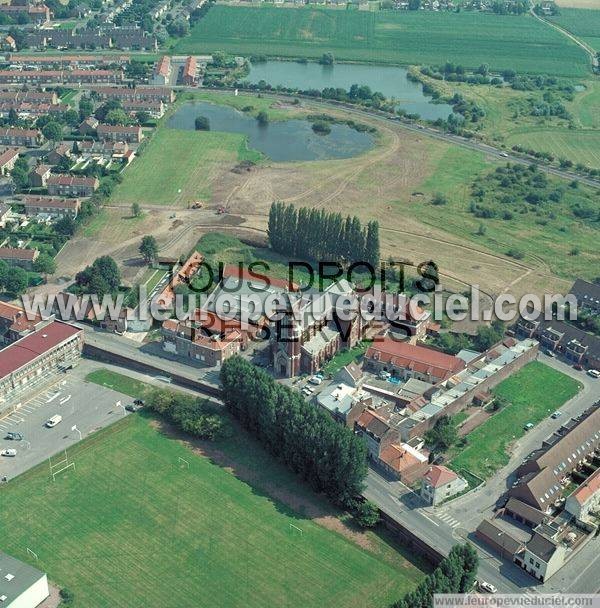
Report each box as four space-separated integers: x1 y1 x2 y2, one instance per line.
33 253 56 276
194 116 210 131
4 266 28 296
75 255 120 297
136 111 151 125
11 156 30 191
55 214 76 236
425 416 458 451
408 0 421 8
79 97 94 121
105 109 130 126
41 121 63 142
355 501 380 528
319 52 334 65
256 111 269 126
63 109 80 128
139 235 158 263
7 108 18 126
131 202 142 217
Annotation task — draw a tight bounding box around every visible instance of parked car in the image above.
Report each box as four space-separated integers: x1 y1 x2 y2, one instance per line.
551 411 562 419
125 403 141 413
546 350 557 358
133 399 145 406
1 449 17 457
573 363 584 371
500 152 509 158
523 422 534 431
587 369 600 379
309 376 322 385
45 415 62 428
5 432 22 441
478 581 497 594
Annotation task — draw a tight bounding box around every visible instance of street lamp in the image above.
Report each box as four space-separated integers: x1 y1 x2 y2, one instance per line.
116 400 125 415
71 425 82 441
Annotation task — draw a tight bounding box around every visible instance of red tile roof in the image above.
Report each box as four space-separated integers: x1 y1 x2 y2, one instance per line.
155 56 171 78
222 264 299 292
22 196 80 210
47 174 98 187
0 246 38 261
570 468 600 506
0 147 19 166
423 465 458 488
97 124 142 134
0 127 39 138
366 338 465 380
0 300 41 333
183 55 197 79
380 444 427 474
0 321 81 379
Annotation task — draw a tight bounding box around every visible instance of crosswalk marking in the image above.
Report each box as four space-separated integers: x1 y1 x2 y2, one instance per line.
436 512 461 528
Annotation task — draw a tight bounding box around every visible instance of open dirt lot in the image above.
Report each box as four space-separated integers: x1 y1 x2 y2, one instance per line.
47 97 571 300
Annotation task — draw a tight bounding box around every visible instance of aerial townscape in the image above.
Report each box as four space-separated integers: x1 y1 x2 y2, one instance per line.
0 0 598 606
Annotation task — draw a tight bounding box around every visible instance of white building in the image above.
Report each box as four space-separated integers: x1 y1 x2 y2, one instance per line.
0 552 49 608
420 465 468 506
566 467 600 523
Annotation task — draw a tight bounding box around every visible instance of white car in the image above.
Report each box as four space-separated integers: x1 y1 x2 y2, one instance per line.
587 369 600 379
309 376 322 385
1 449 17 457
46 414 62 428
478 581 497 594
500 152 509 158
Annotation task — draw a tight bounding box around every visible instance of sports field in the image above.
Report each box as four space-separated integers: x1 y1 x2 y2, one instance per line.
111 127 261 207
0 413 427 608
174 5 589 77
548 7 600 52
449 362 581 479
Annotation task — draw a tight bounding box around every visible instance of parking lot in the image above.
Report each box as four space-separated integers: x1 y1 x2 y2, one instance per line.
0 360 134 481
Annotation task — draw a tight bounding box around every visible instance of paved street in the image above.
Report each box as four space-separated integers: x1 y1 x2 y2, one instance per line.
365 353 600 595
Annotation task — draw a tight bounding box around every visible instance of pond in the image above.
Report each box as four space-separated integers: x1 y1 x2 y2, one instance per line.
245 60 455 121
167 101 375 162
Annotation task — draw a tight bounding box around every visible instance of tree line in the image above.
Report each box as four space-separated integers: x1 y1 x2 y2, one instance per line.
220 356 368 506
268 202 380 268
392 544 478 608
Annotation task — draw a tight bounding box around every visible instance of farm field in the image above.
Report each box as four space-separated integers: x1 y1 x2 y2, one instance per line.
111 127 261 207
548 7 600 52
0 408 428 608
174 5 589 77
448 362 581 479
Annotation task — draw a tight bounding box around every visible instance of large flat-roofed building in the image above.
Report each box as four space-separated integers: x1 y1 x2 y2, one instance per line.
0 551 49 608
0 321 83 409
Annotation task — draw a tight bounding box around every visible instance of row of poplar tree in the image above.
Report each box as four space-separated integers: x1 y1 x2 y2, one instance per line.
220 356 367 506
268 201 380 268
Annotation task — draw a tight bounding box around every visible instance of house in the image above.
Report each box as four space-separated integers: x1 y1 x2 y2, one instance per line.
0 70 122 86
565 467 600 523
315 381 372 424
0 91 57 105
0 147 20 176
0 551 50 608
516 316 600 370
21 196 81 219
354 409 397 460
379 440 430 483
0 3 50 24
0 201 11 227
155 250 205 308
77 139 129 160
475 518 525 561
365 337 466 384
161 316 243 367
0 246 39 269
47 142 73 166
47 175 98 197
152 55 171 85
504 497 547 528
182 55 198 85
509 403 600 511
520 531 567 583
0 300 45 344
91 86 175 103
421 465 468 505
29 164 51 188
121 99 165 118
569 279 600 313
78 116 99 136
0 127 41 147
1 34 16 51
96 124 143 143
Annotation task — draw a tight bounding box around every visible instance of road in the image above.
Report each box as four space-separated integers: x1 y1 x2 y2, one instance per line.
365 353 600 595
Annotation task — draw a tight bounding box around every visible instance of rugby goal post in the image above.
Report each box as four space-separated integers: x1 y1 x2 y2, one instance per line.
289 523 303 537
178 457 190 469
49 450 76 482
26 548 38 560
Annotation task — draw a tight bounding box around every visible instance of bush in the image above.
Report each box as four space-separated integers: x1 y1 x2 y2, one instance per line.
311 120 331 135
60 588 75 606
195 115 210 131
355 500 380 528
431 193 448 206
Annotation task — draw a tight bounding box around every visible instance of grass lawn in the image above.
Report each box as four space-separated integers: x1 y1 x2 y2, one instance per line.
548 7 600 52
110 126 261 207
448 361 581 479
143 268 167 294
322 341 370 375
174 5 589 77
415 146 600 281
1 374 428 608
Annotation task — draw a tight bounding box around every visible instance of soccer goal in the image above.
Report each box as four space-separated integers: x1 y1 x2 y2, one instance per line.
178 457 190 469
49 450 76 482
289 523 303 537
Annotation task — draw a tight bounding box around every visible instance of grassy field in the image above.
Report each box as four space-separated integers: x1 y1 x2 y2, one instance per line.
0 402 428 607
174 5 589 77
111 127 261 207
448 362 581 479
548 7 600 52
